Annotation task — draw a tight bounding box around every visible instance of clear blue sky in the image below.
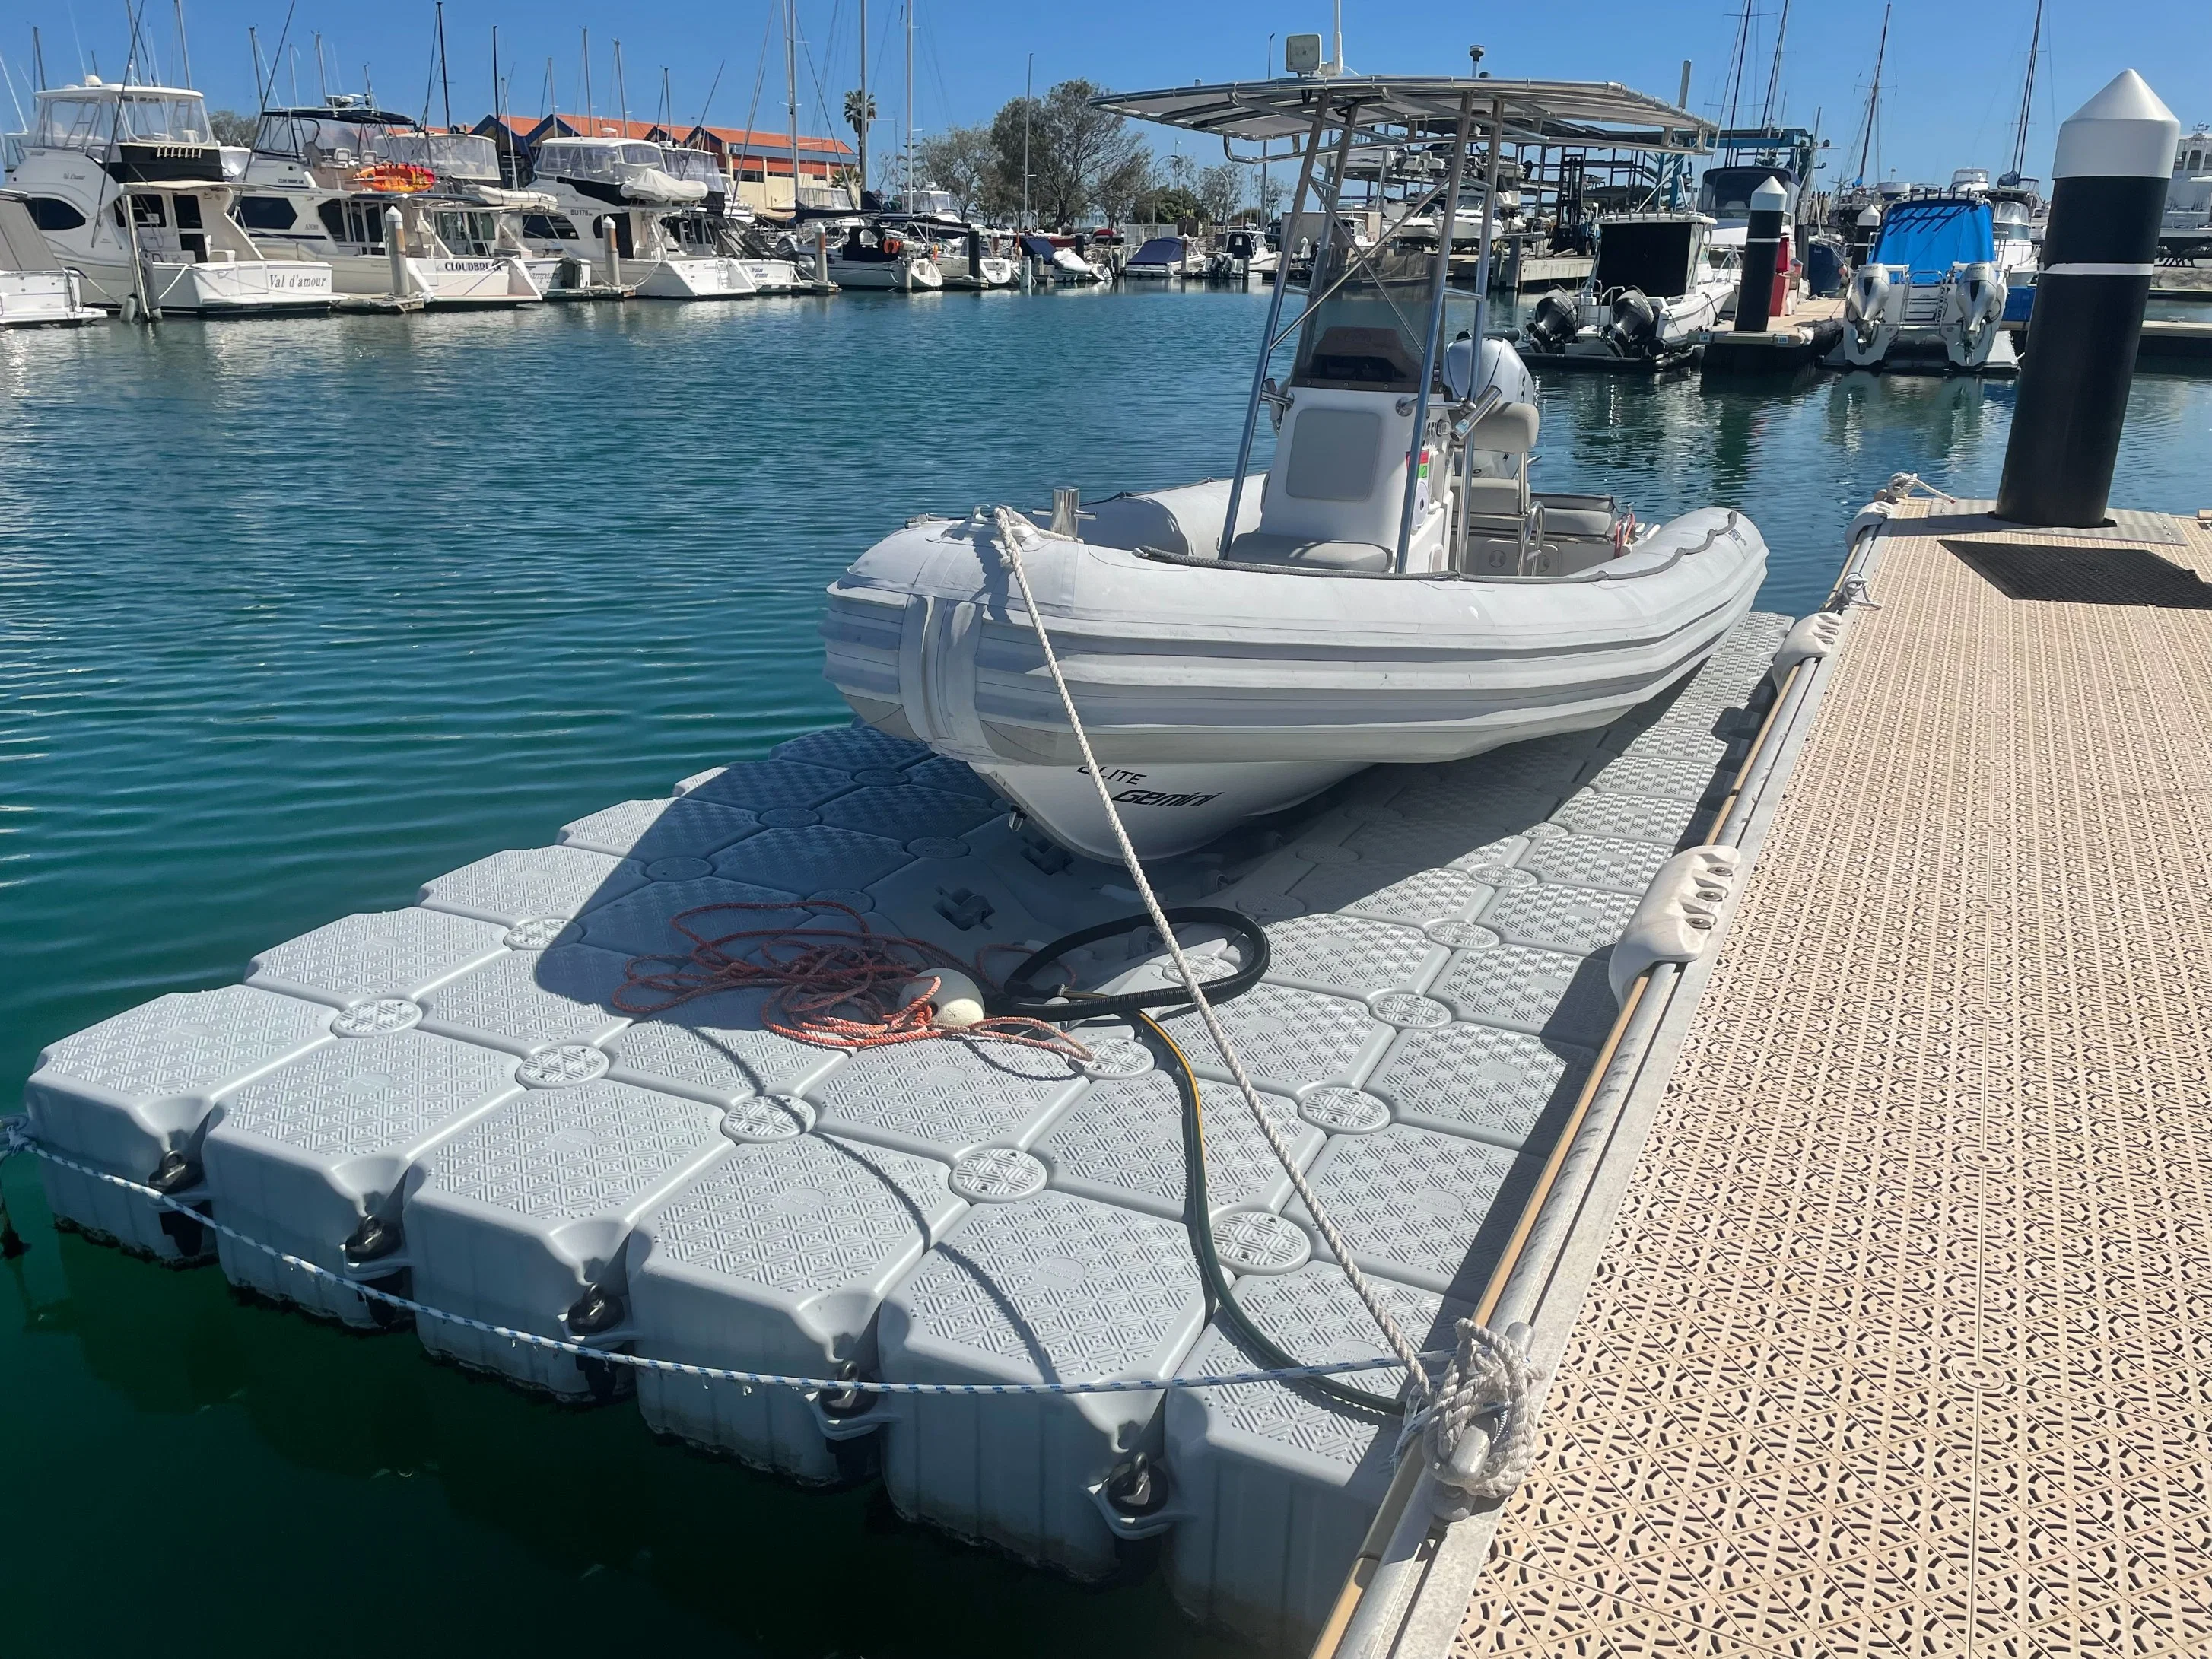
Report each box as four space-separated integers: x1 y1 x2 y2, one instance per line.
3 2 2205 185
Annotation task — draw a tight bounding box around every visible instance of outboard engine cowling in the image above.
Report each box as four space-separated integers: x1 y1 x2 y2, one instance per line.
1606 288 1658 355
1525 288 1578 352
1842 262 1898 367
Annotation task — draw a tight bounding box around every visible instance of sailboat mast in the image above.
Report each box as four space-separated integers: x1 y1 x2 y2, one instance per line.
2010 0 2043 179
1854 5 1889 186
435 0 452 129
1757 0 1791 131
785 0 799 212
1721 0 1755 134
904 0 913 208
857 0 867 199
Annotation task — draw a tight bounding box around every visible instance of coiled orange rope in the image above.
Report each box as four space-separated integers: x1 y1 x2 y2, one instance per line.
612 899 1089 1058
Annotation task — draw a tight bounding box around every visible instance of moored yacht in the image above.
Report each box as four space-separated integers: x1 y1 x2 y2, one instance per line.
523 136 757 299
2165 124 2212 258
1018 234 1109 284
0 189 104 325
236 100 543 307
821 75 1764 863
659 146 803 293
1523 212 1736 368
5 78 332 316
1840 189 2011 372
818 221 944 291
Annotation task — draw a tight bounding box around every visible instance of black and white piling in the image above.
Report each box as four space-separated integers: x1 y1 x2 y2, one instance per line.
1733 176 1789 333
1997 70 2179 526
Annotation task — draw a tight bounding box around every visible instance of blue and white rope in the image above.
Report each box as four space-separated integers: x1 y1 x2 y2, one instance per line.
0 1120 1438 1400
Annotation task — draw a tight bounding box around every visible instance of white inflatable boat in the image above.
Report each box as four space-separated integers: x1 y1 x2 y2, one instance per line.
822 76 1757 860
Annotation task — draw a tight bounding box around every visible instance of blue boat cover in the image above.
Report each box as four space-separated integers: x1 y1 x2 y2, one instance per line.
1131 237 1187 265
1019 235 1057 259
1871 198 1996 284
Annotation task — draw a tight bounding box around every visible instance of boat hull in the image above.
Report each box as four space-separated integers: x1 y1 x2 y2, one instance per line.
822 499 1768 859
0 270 103 326
981 758 1360 862
633 256 759 300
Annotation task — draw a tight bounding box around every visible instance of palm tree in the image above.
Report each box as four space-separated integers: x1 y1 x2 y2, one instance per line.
844 87 876 200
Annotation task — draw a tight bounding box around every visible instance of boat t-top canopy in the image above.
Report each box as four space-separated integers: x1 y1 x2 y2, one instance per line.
1092 76 1714 154
1095 74 1713 580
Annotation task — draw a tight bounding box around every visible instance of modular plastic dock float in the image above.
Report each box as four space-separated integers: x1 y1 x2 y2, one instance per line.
21 610 1797 1650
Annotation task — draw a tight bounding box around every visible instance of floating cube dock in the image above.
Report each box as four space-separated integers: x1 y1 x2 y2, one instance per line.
23 612 1800 1652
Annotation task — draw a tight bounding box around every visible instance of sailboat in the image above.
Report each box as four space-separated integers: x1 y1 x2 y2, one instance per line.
820 75 1765 860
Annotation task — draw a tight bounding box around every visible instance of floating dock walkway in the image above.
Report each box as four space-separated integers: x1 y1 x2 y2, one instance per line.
1371 497 2212 1656
17 606 1804 1651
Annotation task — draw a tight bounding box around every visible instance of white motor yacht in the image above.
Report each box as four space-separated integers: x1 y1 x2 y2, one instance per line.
235 101 543 307
661 148 803 293
5 78 332 316
1841 191 2011 372
0 189 104 325
524 136 758 299
2164 124 2212 259
821 76 1764 861
1522 213 1737 367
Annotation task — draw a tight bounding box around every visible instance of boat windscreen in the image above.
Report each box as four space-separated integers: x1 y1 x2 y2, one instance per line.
1697 164 1795 220
1593 219 1696 299
1871 198 1996 281
375 131 500 182
1289 243 1432 393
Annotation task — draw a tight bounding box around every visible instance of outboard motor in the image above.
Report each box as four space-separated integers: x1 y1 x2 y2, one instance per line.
1842 262 1896 367
1605 288 1658 356
1525 288 1579 353
1942 259 2007 368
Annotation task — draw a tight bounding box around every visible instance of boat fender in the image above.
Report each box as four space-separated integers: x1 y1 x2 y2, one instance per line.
1769 612 1845 686
901 968 987 1029
1608 845 1741 1003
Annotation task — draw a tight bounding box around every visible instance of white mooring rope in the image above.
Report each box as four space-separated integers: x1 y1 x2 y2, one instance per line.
0 1122 1441 1398
990 507 1542 1494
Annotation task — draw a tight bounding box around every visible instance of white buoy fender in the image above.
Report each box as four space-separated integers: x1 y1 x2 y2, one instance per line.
901 969 987 1029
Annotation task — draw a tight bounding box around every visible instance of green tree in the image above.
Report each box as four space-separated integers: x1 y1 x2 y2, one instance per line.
1197 160 1243 224
208 109 257 147
984 78 1147 227
844 87 876 194
917 123 996 220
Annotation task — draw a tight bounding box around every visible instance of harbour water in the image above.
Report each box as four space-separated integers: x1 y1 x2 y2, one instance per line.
3 288 2207 1655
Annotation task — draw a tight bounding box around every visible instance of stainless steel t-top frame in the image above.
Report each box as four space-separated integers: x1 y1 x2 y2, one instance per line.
1089 76 1718 568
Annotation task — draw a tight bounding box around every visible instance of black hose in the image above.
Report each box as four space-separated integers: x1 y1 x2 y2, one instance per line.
993 908 1410 1415
1133 1009 1408 1416
989 906 1271 1020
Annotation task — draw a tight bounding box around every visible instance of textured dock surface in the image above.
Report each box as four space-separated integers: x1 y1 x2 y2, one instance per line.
1460 502 2212 1654
23 602 1794 1647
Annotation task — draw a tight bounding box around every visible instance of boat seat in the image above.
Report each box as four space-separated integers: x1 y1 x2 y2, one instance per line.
1533 491 1620 540
1223 532 1393 572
